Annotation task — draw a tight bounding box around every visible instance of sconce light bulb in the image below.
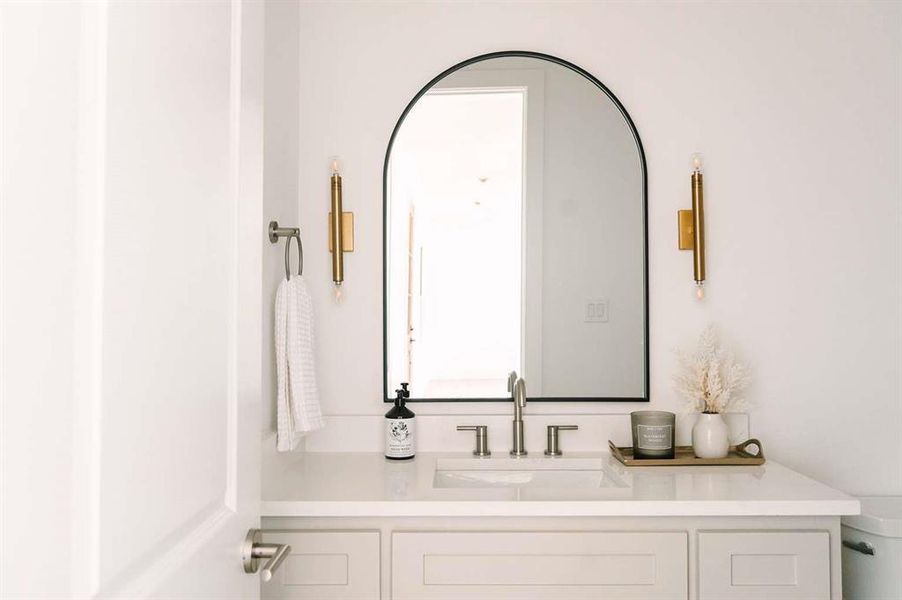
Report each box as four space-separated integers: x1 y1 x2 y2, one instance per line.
696 283 705 300
329 156 342 176
691 153 704 172
334 283 344 303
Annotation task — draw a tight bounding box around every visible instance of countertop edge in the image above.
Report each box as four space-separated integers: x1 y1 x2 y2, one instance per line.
261 499 861 518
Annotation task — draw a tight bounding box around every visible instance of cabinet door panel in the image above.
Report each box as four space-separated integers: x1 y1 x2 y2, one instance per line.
262 531 380 600
698 531 830 599
392 531 688 600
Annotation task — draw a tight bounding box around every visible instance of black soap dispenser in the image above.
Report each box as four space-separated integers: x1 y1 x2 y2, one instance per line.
385 383 415 460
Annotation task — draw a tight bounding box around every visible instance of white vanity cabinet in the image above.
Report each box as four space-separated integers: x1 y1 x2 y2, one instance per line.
392 531 688 599
260 531 381 600
260 516 843 600
697 531 831 599
261 454 856 599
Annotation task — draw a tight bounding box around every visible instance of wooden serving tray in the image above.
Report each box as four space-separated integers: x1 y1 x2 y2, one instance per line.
608 439 765 466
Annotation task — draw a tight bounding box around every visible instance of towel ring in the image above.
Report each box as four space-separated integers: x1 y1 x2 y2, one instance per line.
285 233 302 279
268 221 303 280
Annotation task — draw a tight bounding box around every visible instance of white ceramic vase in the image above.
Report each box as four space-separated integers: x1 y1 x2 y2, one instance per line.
692 413 730 459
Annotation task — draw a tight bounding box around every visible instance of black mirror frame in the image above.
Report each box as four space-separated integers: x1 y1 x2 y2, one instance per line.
382 50 649 403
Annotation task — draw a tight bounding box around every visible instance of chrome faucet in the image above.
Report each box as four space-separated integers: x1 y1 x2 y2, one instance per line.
510 377 528 456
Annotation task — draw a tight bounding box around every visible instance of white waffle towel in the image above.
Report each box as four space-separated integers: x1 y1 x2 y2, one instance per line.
275 275 324 451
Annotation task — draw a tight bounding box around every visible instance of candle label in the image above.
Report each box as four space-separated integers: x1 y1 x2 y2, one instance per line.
637 424 672 450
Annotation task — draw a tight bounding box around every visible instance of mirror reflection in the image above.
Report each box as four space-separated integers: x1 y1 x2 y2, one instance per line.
385 53 647 401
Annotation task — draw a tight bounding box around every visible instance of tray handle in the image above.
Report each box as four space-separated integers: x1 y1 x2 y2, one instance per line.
735 438 764 459
608 440 627 463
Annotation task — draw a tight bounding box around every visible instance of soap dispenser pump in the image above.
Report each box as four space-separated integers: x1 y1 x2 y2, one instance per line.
385 383 415 460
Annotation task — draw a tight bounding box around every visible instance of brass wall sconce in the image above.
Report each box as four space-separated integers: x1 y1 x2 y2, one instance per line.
328 157 354 301
678 153 706 299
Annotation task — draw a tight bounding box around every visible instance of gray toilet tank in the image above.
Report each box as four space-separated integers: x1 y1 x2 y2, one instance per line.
842 496 902 600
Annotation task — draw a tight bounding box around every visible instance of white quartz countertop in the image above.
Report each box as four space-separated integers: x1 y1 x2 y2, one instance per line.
262 452 859 518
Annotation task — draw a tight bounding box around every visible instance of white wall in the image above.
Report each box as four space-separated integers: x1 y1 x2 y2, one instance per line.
262 0 300 435
292 1 901 496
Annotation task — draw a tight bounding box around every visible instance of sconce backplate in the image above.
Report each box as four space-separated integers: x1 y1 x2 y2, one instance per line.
678 210 695 250
328 212 355 252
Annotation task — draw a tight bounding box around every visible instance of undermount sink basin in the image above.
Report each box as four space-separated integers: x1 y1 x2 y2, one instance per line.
433 456 627 489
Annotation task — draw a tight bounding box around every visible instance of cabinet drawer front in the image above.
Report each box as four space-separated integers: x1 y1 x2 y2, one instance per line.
698 531 830 600
392 531 687 600
261 531 380 600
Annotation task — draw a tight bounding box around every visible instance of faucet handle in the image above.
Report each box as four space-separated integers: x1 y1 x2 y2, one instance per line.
545 425 578 457
457 425 490 457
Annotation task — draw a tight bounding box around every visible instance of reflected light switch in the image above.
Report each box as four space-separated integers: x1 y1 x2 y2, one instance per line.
585 298 609 323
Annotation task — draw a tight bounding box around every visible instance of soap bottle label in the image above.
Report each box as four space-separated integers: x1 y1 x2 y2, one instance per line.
386 418 416 458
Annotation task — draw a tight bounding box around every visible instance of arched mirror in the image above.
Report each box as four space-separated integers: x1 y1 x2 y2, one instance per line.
384 52 648 402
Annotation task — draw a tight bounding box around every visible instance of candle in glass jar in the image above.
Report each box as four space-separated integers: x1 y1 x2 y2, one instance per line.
630 411 676 459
